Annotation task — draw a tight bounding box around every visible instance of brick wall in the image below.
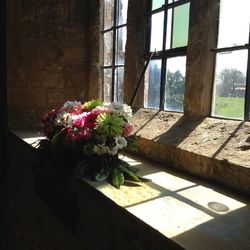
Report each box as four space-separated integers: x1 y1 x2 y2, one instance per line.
7 0 89 128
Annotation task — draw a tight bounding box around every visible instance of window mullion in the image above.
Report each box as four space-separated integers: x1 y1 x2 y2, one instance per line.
111 0 118 102
159 2 168 110
244 29 250 121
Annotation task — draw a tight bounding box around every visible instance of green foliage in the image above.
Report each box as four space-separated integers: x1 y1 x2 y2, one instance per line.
96 113 124 137
83 99 103 111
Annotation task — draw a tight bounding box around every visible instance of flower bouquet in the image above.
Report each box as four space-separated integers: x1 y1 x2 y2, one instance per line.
38 99 149 188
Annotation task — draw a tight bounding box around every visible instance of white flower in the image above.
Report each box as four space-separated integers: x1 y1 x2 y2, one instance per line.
115 135 127 149
93 145 110 155
109 145 119 155
63 100 81 108
55 111 70 126
106 102 133 122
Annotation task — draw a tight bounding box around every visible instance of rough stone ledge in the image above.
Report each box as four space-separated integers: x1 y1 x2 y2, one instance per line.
133 108 250 195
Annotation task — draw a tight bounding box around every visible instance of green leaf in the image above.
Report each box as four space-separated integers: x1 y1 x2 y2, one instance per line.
118 171 125 186
94 167 109 182
112 168 120 189
73 159 89 178
120 165 141 182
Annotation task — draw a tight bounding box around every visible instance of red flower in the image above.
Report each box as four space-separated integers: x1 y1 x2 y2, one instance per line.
84 112 97 128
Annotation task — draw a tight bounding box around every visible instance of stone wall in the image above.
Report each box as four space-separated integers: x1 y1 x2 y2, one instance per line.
7 0 89 128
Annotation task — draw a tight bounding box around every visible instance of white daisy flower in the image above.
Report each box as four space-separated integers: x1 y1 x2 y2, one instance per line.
115 135 127 149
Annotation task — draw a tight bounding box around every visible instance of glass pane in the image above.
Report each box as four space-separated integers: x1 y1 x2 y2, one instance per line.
103 69 113 103
166 9 172 50
103 31 113 66
150 12 164 52
172 3 190 48
117 0 128 25
164 56 186 112
114 67 124 103
212 50 248 120
144 60 161 109
218 0 250 48
104 0 114 30
116 27 127 65
152 0 164 10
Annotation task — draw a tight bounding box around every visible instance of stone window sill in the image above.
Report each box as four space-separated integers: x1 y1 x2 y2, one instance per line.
10 129 250 250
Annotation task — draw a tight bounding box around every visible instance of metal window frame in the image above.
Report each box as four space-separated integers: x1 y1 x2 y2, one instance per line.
211 4 250 121
101 0 127 102
147 0 189 111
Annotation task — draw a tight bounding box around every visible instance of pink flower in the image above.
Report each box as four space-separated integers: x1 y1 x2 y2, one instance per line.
123 123 134 137
92 106 110 116
84 112 97 128
73 116 85 128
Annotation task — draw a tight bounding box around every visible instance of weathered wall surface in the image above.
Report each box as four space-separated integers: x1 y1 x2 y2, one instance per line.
7 0 89 128
133 109 250 194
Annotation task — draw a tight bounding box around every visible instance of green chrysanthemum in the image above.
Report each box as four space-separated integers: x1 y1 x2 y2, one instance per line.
82 99 103 111
96 113 124 137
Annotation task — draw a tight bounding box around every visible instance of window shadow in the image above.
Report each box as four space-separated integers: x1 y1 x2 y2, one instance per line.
171 206 250 249
133 109 160 135
212 121 244 158
153 116 205 146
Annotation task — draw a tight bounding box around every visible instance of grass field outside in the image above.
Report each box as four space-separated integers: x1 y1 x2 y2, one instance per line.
213 96 244 119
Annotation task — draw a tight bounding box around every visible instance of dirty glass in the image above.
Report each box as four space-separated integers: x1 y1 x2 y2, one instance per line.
212 50 248 120
152 0 165 10
172 3 190 48
150 12 164 52
103 69 113 103
103 31 113 66
164 56 186 112
116 27 127 65
104 0 114 29
144 60 162 109
114 67 124 103
217 0 250 48
117 0 128 25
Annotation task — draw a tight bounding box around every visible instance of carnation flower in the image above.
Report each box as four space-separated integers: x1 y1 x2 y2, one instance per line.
123 123 134 137
92 106 110 116
96 113 124 137
72 113 86 128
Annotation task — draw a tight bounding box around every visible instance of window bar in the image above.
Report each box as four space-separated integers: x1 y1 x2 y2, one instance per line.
111 0 118 102
170 4 174 49
244 28 250 121
159 0 168 110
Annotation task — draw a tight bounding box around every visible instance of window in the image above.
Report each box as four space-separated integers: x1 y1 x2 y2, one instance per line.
101 0 128 103
144 0 190 112
211 0 250 120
